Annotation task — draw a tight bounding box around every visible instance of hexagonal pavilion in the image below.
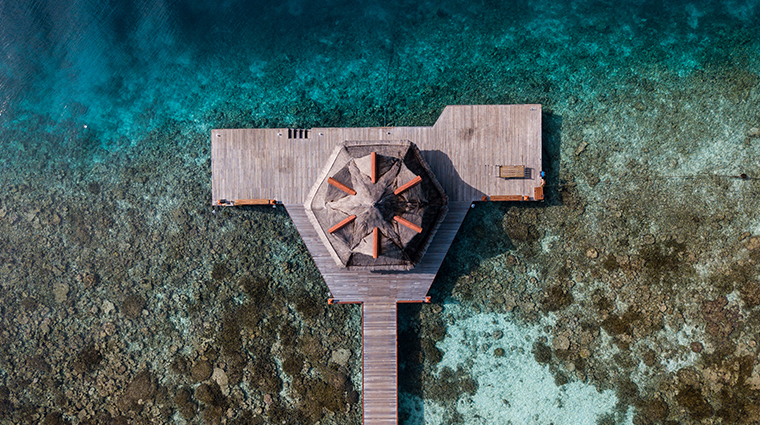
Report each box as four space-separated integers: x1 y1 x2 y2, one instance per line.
305 141 447 270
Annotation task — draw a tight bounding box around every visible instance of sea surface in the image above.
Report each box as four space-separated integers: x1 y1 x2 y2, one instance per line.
1 0 760 424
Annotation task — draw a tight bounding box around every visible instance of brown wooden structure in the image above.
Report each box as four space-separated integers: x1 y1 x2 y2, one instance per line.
211 104 543 424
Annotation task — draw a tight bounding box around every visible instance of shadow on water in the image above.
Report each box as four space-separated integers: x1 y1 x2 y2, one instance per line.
542 110 563 206
397 109 563 424
428 109 563 301
398 302 424 424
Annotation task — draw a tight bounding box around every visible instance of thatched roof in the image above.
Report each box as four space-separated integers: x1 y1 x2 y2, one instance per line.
305 140 447 270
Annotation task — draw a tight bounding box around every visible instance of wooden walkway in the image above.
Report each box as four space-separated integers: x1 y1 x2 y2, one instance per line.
212 104 542 204
210 105 543 425
362 301 398 425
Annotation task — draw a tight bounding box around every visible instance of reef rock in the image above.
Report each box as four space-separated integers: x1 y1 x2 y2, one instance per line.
330 348 351 367
702 296 742 341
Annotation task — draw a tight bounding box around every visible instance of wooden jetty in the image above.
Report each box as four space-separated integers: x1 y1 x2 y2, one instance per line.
362 300 398 424
211 105 543 424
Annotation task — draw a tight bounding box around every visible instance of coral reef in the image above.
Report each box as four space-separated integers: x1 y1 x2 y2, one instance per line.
1 0 759 423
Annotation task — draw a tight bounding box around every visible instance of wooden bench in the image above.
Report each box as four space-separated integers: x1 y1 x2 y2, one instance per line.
215 199 276 206
534 186 544 201
499 165 526 179
489 195 528 202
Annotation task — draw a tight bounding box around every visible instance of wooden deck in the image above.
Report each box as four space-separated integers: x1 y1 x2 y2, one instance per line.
286 203 471 302
210 105 542 425
211 104 542 204
362 301 398 425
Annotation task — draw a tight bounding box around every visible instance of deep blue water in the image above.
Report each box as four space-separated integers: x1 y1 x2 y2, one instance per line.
1 1 760 424
3 0 757 155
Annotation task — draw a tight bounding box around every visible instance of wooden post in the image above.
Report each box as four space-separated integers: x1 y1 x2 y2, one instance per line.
394 175 422 195
371 152 377 184
327 177 357 195
393 215 422 233
328 215 357 233
372 227 379 259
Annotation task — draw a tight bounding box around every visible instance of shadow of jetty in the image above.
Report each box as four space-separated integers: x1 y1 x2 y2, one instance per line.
542 110 563 206
397 109 564 424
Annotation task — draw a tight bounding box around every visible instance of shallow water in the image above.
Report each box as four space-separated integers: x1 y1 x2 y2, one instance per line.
1 0 760 424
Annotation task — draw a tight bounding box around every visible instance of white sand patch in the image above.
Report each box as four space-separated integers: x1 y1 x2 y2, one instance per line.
408 304 635 425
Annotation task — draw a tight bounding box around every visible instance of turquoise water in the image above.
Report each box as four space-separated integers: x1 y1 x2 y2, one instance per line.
1 0 760 423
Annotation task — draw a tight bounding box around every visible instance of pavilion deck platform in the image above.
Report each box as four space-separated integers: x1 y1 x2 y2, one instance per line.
210 104 543 425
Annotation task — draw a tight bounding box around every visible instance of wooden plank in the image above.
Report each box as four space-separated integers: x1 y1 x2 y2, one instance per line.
328 177 357 195
371 151 377 183
393 216 422 233
393 175 422 195
372 227 380 259
329 215 357 233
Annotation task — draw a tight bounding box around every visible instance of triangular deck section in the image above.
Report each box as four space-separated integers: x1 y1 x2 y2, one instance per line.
286 202 471 302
